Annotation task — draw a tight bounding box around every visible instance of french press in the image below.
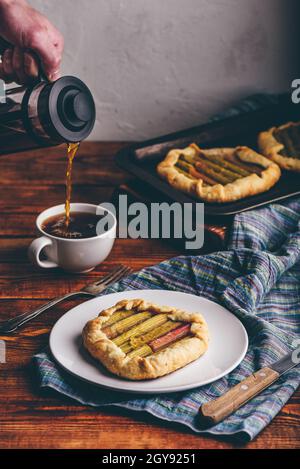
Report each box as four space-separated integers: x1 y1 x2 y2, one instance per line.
0 39 96 155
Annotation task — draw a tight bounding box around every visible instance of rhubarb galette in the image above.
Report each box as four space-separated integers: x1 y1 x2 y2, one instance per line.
157 143 281 203
258 121 300 172
82 298 209 380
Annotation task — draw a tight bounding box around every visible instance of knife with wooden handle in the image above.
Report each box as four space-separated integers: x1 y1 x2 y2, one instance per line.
199 350 299 426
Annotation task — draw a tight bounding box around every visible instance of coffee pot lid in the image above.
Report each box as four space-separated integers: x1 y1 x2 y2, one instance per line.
37 76 96 142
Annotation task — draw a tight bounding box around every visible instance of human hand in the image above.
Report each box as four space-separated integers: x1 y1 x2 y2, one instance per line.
0 0 64 84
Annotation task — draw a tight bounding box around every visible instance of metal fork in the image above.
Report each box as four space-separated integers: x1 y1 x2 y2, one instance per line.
0 265 132 334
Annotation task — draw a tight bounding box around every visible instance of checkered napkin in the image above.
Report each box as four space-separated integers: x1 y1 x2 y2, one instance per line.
34 96 300 441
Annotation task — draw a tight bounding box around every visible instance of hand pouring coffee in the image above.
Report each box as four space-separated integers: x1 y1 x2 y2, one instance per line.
0 38 95 154
0 37 97 241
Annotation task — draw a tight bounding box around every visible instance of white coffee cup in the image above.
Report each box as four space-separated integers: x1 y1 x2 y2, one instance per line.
28 203 116 273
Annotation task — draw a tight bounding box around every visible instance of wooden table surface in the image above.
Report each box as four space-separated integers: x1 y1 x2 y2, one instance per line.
0 142 299 449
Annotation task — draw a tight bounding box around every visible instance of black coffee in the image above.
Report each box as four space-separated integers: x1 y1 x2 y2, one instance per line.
42 212 106 239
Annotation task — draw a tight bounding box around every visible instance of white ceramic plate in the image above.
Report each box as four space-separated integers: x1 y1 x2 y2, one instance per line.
49 289 248 394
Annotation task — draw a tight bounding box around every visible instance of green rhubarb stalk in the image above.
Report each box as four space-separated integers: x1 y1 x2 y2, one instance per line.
194 160 235 184
200 153 250 177
130 320 181 349
126 345 152 359
196 158 240 181
103 312 151 339
175 160 195 179
177 157 217 185
104 310 135 327
113 314 168 347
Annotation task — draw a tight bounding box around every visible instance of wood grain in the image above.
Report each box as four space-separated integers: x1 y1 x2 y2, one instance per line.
0 186 116 212
0 143 130 185
0 142 299 449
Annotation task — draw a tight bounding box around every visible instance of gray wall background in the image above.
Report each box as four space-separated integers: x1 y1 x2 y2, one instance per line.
31 0 299 141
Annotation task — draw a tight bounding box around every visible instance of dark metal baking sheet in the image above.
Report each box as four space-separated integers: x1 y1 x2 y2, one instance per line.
115 94 300 220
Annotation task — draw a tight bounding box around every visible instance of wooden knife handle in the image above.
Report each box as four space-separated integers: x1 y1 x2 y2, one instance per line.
199 367 279 426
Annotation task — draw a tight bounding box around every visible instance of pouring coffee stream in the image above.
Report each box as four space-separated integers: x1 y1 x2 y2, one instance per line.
65 142 80 227
0 37 95 229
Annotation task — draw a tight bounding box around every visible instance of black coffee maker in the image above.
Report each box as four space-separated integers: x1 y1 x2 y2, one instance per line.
0 39 96 155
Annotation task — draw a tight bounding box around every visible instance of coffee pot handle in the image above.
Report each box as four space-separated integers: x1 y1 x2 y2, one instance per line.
0 37 10 55
0 36 48 83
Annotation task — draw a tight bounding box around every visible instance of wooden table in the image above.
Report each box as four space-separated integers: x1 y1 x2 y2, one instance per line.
0 142 299 449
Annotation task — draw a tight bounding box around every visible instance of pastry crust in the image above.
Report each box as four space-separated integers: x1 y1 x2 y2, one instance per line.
258 122 300 172
157 144 281 203
82 298 209 380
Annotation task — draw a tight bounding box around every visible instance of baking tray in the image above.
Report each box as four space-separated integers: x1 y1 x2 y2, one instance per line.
115 94 300 221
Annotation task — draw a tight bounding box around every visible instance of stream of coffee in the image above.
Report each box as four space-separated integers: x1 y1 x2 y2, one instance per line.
65 142 80 227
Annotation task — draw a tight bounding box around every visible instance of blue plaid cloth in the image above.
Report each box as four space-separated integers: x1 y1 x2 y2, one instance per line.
34 95 300 441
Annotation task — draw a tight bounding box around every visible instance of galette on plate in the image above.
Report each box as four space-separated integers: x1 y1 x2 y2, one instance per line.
82 298 209 380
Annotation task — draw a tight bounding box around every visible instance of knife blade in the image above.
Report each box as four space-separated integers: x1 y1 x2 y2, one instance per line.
271 350 299 375
199 350 299 426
